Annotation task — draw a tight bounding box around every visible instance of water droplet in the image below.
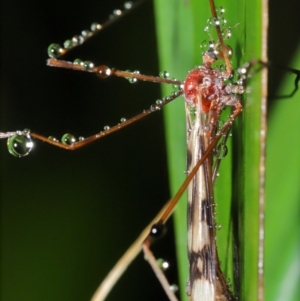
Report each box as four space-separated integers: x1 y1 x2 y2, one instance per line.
81 30 92 38
23 129 31 135
112 9 122 16
208 41 216 50
61 133 76 145
47 43 63 58
217 44 233 60
83 61 94 70
169 284 179 292
150 105 160 111
204 26 210 33
124 2 133 9
162 261 170 270
159 71 169 78
207 17 226 28
220 17 227 26
78 136 85 141
73 58 83 65
215 144 228 159
127 70 140 83
7 133 33 157
200 40 209 50
128 77 137 83
207 17 219 27
172 78 179 89
71 35 84 46
63 39 73 49
237 78 244 86
238 66 247 75
90 22 102 32
216 6 225 16
212 60 226 72
156 99 162 105
95 65 112 78
48 136 58 142
222 27 232 40
103 126 110 131
156 258 170 271
215 223 222 230
120 118 126 123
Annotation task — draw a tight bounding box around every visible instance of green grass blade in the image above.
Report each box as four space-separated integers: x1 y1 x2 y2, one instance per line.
154 1 264 301
265 47 300 301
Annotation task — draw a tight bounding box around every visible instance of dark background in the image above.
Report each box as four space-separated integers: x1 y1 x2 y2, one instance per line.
268 0 300 108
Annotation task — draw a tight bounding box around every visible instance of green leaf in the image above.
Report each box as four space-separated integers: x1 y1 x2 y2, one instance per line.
265 47 300 301
152 1 299 301
155 0 300 299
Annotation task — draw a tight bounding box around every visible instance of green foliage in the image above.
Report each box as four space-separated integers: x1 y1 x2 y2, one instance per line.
154 1 299 301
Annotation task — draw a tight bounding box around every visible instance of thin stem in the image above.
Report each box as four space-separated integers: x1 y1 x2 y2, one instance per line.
47 58 182 85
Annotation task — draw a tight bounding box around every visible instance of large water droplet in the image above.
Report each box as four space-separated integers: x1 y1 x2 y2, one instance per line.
215 144 228 159
7 133 33 157
217 44 233 60
47 43 63 58
61 133 76 145
96 65 112 78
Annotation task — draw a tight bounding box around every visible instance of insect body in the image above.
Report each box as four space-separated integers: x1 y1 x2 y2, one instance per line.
184 51 242 301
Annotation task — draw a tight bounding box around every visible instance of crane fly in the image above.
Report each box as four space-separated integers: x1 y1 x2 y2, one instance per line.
7 0 300 301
